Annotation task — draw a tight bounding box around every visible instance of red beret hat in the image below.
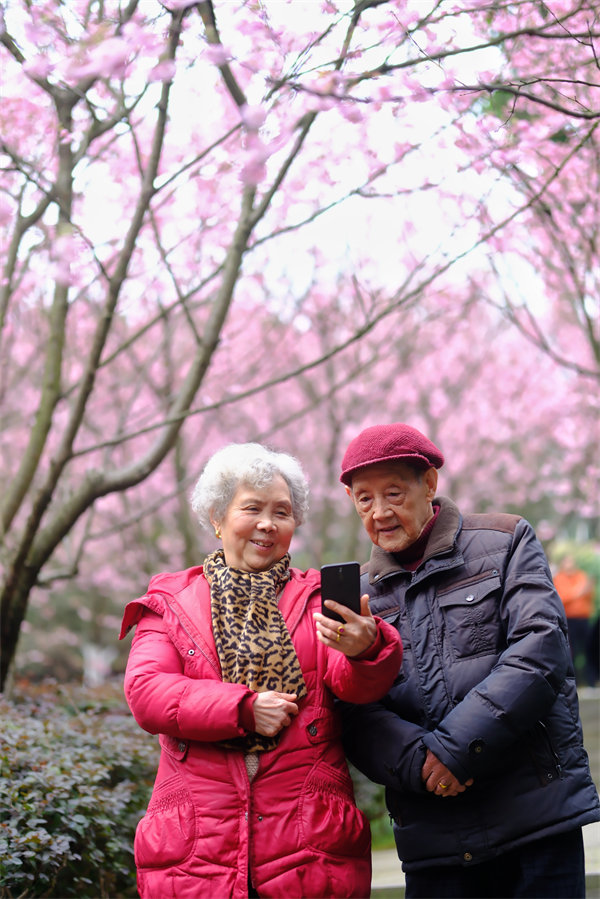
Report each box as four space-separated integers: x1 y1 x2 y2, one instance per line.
340 423 444 486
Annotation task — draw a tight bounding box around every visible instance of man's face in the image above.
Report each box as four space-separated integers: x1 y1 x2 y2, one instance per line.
347 461 438 553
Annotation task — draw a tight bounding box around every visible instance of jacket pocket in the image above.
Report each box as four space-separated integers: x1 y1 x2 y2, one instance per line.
159 732 189 761
527 720 563 787
436 570 503 658
135 774 196 868
299 761 371 857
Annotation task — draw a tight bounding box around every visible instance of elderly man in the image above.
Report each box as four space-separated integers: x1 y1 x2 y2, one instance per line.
340 423 599 899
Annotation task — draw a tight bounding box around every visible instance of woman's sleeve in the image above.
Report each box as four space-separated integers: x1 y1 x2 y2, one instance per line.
324 616 402 704
124 609 255 742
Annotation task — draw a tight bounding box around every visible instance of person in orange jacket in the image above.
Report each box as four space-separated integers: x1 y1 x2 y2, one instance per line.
553 554 596 686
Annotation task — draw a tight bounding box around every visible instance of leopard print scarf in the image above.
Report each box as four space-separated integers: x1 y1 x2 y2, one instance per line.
204 549 306 753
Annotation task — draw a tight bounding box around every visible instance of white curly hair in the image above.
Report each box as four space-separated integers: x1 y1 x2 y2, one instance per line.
190 442 309 532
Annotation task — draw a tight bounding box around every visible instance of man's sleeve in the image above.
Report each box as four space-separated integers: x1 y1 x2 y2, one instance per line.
341 695 428 792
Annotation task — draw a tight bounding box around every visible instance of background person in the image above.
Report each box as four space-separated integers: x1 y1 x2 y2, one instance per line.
119 442 402 899
339 422 599 899
553 553 596 687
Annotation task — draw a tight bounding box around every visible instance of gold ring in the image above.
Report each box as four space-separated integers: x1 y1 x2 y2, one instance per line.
336 633 340 642
438 782 449 790
337 625 344 635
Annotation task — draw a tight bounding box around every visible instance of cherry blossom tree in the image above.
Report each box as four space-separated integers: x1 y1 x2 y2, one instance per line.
1 0 598 688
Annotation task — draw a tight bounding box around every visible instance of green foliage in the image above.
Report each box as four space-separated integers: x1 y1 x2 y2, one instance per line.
349 762 395 850
478 87 536 124
485 88 514 118
549 127 571 144
0 682 158 898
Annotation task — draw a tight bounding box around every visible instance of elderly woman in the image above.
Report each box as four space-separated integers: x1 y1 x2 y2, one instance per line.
119 442 402 899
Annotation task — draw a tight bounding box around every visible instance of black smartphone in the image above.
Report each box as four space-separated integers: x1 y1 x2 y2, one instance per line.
320 562 361 623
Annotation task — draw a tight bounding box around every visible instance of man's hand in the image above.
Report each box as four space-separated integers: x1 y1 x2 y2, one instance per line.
421 748 474 797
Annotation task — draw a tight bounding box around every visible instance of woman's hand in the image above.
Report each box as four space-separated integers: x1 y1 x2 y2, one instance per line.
252 691 299 737
314 594 377 658
421 748 474 797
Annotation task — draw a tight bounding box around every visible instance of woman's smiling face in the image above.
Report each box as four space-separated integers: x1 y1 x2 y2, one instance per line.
213 474 296 572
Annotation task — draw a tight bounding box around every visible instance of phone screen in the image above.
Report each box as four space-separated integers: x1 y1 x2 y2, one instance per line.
320 561 361 622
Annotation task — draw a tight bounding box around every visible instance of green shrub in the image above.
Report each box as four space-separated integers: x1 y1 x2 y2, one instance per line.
0 681 158 898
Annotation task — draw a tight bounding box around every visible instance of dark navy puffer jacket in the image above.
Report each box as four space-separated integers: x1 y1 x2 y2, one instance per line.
342 496 600 871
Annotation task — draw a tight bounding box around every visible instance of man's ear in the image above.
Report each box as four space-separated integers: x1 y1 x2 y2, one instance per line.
344 485 353 498
424 467 438 500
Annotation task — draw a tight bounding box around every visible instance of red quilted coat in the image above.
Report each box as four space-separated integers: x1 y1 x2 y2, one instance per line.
120 565 402 899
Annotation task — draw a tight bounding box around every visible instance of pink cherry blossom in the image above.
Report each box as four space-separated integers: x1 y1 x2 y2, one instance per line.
241 104 267 131
204 44 232 66
1 0 597 689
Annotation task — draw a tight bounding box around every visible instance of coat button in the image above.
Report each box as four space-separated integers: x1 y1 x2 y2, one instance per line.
464 852 473 862
257 815 263 821
465 594 475 602
188 649 195 655
308 724 317 736
178 742 186 752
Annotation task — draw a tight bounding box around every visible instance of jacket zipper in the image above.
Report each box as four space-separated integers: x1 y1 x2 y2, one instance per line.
537 720 563 780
